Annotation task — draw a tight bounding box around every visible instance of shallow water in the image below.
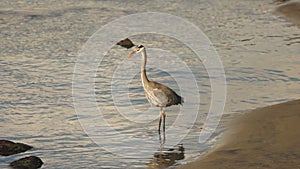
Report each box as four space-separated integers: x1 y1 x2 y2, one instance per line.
0 0 299 168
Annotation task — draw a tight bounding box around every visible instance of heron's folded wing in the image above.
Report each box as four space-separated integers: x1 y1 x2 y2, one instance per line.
152 88 169 106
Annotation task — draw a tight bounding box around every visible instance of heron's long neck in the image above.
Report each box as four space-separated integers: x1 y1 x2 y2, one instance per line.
141 49 149 84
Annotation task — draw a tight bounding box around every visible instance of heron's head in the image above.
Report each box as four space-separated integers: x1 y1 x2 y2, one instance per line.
127 45 145 58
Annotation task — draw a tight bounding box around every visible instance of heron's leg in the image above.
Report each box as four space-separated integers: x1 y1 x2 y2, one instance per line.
158 115 162 133
158 107 163 132
162 110 166 132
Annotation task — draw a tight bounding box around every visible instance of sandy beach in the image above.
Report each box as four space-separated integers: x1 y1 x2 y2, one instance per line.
178 99 300 169
276 1 300 26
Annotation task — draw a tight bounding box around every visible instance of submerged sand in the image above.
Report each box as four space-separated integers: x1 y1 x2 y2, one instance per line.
178 99 300 169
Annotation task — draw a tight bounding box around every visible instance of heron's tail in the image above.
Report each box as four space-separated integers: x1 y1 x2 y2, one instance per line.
180 96 184 105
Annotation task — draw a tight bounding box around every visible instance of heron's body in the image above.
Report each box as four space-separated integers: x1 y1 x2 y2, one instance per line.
128 45 183 132
142 74 183 108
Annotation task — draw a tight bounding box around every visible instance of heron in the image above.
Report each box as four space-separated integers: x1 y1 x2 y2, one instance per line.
127 44 184 132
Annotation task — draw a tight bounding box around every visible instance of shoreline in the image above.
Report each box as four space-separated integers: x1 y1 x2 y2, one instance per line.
177 2 300 168
177 99 300 169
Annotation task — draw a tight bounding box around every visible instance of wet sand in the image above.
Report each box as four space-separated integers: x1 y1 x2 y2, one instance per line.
178 99 300 169
276 1 300 26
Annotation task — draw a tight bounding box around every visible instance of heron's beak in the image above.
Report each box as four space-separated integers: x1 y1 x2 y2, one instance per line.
127 50 137 58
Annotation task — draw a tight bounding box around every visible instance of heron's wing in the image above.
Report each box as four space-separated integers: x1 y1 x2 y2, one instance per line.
152 88 169 106
148 81 183 106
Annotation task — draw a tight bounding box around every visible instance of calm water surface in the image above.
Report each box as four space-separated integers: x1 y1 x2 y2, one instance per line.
1 0 299 168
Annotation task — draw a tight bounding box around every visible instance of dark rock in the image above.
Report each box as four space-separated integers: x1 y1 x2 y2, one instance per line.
117 38 135 49
0 140 33 156
10 156 43 169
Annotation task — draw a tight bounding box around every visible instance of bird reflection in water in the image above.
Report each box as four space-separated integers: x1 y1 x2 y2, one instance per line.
146 132 185 169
